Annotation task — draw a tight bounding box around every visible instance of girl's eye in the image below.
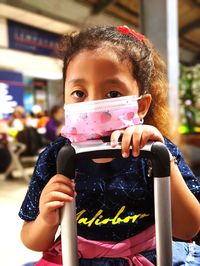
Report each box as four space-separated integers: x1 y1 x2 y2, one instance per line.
71 90 86 99
106 91 122 98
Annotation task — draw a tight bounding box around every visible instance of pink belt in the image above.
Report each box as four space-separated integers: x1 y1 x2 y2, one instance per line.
35 225 156 266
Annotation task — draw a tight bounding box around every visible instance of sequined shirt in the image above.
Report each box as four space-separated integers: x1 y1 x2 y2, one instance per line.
19 136 200 241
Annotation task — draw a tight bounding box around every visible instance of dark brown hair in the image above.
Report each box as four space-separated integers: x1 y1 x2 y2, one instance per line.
59 26 171 138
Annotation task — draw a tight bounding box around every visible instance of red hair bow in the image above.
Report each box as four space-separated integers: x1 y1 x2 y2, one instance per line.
116 25 144 44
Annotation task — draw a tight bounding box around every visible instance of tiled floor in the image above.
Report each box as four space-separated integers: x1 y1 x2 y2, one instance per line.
0 178 41 266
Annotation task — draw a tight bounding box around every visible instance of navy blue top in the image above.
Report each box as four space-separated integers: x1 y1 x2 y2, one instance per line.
19 136 200 242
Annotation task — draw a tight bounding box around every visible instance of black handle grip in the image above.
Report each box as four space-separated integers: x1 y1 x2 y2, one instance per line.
56 144 76 179
150 142 170 177
56 141 170 179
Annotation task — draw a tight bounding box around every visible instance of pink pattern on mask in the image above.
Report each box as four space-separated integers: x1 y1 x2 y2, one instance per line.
61 96 142 143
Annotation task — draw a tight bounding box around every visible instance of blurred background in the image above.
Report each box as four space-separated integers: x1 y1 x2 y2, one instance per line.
0 0 199 265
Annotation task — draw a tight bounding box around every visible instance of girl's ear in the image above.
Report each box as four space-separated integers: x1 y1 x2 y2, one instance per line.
138 94 152 119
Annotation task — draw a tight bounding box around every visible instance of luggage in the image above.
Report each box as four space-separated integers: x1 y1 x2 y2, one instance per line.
57 140 172 266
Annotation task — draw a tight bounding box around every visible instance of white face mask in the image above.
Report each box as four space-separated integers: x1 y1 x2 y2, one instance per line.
61 95 142 143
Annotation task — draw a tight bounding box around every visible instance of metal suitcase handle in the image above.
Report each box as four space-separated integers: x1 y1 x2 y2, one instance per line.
57 140 172 266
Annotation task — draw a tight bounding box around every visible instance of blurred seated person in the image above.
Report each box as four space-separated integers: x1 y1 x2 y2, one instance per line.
26 105 49 135
0 121 11 173
26 105 42 128
8 105 26 133
37 111 49 130
45 105 64 142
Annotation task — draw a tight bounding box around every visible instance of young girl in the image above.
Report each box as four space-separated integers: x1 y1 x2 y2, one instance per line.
19 26 200 265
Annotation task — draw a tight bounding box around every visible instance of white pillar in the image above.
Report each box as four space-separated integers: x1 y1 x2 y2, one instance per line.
140 0 179 126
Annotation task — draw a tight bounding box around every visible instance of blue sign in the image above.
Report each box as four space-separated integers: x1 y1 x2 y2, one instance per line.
8 19 62 57
0 70 24 119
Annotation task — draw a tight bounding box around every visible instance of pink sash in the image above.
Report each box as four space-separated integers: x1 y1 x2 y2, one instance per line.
35 225 156 266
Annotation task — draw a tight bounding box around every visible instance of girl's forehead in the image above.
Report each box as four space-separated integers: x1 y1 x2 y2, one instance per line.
64 49 139 98
70 48 120 64
66 49 133 79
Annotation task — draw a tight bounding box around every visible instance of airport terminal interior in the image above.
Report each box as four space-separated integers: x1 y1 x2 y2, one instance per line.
0 0 199 265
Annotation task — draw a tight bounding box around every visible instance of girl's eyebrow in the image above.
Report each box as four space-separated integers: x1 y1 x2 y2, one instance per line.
103 78 125 85
67 78 127 86
68 78 87 84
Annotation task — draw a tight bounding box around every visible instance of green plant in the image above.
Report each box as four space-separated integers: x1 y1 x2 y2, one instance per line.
179 64 200 133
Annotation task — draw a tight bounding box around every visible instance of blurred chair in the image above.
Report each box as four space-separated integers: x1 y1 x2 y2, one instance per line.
0 126 45 182
0 141 35 182
0 132 12 179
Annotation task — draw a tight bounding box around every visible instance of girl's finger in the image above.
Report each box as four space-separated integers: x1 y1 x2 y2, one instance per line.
45 190 76 203
131 126 143 157
48 182 75 196
40 191 75 208
121 127 133 157
139 129 151 149
110 130 124 147
121 126 141 158
48 174 74 186
140 127 164 148
44 201 65 212
42 175 75 196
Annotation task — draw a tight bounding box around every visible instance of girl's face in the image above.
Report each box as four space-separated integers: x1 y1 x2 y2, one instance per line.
64 49 151 163
64 49 140 104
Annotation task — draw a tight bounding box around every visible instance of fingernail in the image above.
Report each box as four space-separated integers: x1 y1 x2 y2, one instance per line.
133 151 139 157
71 181 75 188
122 152 129 158
111 140 117 146
67 197 73 202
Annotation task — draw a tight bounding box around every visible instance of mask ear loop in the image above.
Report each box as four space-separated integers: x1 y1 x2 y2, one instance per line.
137 95 143 101
137 95 145 124
140 118 144 124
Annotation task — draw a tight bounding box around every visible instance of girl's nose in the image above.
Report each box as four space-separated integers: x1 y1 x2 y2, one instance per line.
87 92 103 102
87 97 97 102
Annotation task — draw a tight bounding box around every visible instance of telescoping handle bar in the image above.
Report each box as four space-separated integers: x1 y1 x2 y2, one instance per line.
56 140 172 266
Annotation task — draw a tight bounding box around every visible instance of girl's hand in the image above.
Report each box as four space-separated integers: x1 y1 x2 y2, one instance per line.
39 174 76 227
110 125 164 158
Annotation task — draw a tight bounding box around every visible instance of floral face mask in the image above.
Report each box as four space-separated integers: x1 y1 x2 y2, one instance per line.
61 95 143 143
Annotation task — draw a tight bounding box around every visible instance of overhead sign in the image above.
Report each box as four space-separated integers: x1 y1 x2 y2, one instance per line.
7 19 61 57
0 70 24 119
